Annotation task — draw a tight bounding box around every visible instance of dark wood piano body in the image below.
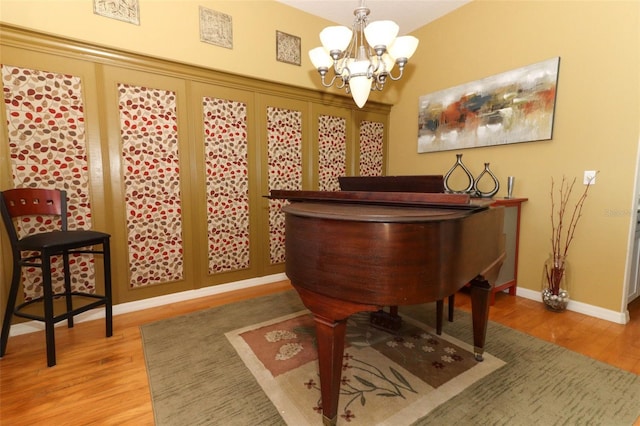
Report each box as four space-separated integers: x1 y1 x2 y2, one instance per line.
339 175 451 331
284 201 502 305
270 187 505 426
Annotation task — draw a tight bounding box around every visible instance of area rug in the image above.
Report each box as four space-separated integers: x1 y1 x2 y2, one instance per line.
225 310 503 425
141 290 640 425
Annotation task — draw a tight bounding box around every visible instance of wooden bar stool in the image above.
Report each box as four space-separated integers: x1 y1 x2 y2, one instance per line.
0 188 112 367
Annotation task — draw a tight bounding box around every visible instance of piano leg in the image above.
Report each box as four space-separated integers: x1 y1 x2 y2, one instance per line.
313 315 346 426
369 306 402 332
469 275 492 361
436 299 444 335
292 286 380 426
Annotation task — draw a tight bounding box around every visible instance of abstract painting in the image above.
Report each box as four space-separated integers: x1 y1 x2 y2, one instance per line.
418 57 560 153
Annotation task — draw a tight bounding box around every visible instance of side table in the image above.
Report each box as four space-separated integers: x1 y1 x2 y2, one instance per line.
490 197 528 304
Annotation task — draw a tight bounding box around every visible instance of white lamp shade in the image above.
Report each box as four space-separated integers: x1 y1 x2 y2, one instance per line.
309 47 333 69
348 60 373 108
364 20 399 48
349 75 373 108
371 53 395 73
382 53 395 72
388 36 419 60
320 26 352 52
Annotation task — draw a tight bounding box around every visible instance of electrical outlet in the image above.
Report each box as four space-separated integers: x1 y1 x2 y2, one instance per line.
584 170 597 185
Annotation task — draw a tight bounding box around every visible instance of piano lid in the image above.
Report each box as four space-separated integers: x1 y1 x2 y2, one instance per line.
283 201 491 223
269 190 492 211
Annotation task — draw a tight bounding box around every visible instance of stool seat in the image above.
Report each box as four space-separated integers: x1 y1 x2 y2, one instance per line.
17 230 110 251
0 188 113 367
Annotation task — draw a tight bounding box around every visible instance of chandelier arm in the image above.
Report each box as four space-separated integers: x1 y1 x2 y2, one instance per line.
367 57 381 78
386 62 407 81
372 75 387 91
316 67 348 89
334 61 351 80
319 72 342 88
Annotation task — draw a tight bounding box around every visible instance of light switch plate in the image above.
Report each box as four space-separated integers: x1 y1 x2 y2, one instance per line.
584 170 597 185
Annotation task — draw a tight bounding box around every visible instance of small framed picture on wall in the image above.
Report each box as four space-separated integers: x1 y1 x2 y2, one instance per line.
276 31 301 66
199 6 233 49
93 0 140 25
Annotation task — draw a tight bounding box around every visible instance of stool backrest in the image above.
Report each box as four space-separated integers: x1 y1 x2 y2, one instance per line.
0 188 68 245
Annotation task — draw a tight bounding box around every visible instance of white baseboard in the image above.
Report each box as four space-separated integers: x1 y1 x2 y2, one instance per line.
8 274 629 337
7 273 288 337
516 287 629 324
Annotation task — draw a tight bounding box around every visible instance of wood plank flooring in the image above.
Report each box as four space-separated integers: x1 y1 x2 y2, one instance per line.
1 281 638 425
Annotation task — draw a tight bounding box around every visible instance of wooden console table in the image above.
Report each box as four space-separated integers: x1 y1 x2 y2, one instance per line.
489 197 527 303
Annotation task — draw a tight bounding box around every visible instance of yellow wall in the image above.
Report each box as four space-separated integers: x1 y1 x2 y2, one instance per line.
389 0 640 312
0 1 308 85
2 0 639 314
0 0 387 103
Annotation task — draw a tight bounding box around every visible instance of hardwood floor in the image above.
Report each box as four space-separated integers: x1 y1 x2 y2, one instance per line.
1 281 639 425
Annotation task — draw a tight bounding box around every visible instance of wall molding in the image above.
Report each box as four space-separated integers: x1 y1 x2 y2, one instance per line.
0 23 392 115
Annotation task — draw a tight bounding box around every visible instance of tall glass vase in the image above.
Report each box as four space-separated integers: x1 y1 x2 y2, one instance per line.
541 254 570 312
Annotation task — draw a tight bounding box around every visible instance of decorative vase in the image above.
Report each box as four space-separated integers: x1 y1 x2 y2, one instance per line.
473 163 500 198
443 154 475 194
541 254 570 312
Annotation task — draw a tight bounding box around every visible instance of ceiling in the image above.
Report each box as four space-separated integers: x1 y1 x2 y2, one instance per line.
275 0 471 34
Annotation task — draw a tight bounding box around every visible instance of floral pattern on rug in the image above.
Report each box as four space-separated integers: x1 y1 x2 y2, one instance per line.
237 311 483 423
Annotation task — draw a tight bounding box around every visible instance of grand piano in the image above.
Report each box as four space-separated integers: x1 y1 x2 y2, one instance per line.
270 178 505 426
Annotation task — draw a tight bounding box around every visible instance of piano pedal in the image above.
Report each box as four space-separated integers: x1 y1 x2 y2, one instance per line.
369 309 403 333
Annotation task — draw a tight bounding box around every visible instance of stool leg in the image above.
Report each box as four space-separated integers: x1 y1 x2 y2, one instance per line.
448 294 455 322
0 262 21 358
62 251 74 328
103 238 113 337
42 254 57 367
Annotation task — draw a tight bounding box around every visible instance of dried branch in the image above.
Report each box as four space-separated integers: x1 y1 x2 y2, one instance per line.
547 173 597 294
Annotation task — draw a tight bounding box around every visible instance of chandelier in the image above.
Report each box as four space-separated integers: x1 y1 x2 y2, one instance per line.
308 1 419 108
